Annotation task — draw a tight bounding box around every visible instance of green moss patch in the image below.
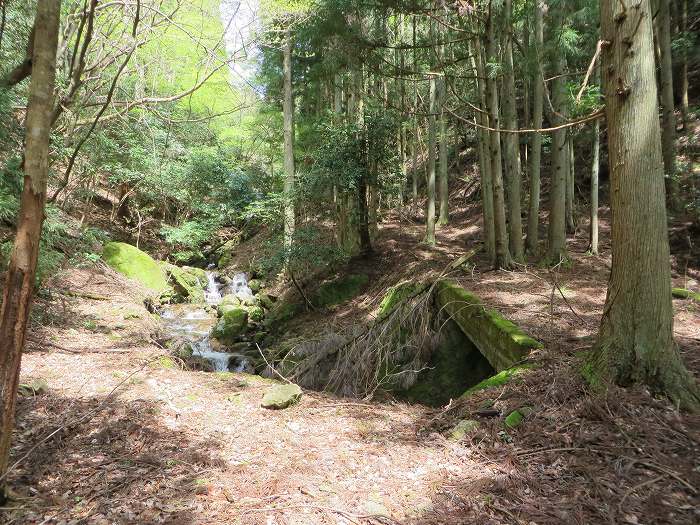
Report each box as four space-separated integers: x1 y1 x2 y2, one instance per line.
103 242 169 293
462 363 535 397
377 280 428 320
315 274 369 308
672 288 700 302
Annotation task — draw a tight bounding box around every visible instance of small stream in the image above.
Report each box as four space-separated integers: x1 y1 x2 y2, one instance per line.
160 271 251 372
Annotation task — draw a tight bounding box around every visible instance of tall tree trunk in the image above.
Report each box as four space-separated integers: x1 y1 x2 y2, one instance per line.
589 0 699 411
565 134 575 234
677 0 689 128
589 88 600 255
502 0 523 261
526 0 544 254
425 74 437 245
282 27 295 255
0 0 60 499
411 15 419 202
546 8 568 263
657 0 679 209
485 5 512 269
471 32 495 263
437 77 449 226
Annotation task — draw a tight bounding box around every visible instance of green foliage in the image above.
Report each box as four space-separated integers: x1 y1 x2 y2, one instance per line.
258 225 347 278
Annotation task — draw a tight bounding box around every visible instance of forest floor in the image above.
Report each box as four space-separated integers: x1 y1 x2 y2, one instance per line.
3 205 700 525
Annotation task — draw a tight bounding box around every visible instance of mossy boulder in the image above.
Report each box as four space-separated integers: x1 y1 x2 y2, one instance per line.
435 280 542 371
216 295 241 317
162 263 208 303
378 280 428 320
505 410 525 428
103 242 169 293
315 273 369 308
672 288 700 302
261 383 303 409
246 305 265 322
211 307 248 345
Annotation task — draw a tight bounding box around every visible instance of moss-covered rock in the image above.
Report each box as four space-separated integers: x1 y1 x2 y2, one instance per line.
247 305 265 322
162 263 208 303
211 307 248 345
672 288 700 302
378 280 428 320
449 419 479 440
261 383 303 409
505 410 524 428
315 273 369 308
103 242 169 293
434 280 542 371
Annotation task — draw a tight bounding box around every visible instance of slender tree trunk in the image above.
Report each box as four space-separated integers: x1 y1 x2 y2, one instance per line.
485 6 512 269
282 27 295 255
527 0 545 254
589 0 699 411
678 0 689 127
437 77 449 226
411 15 419 202
526 1 544 254
471 35 495 263
547 8 568 263
502 0 523 261
0 0 60 499
657 0 679 209
425 74 437 245
589 79 600 255
565 134 576 234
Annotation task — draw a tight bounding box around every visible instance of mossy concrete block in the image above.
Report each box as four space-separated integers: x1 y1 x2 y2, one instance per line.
378 280 428 320
315 274 369 308
103 242 169 292
672 288 700 302
261 383 303 409
435 280 542 371
449 419 479 441
212 307 248 345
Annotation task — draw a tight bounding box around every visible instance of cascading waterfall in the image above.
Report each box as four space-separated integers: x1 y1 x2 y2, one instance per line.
159 271 252 373
204 271 223 304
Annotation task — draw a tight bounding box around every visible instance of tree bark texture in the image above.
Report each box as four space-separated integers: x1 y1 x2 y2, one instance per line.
502 0 523 261
526 1 544 254
0 0 61 498
590 0 699 411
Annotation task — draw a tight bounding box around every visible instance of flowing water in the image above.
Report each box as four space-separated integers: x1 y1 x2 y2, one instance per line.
160 271 252 372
